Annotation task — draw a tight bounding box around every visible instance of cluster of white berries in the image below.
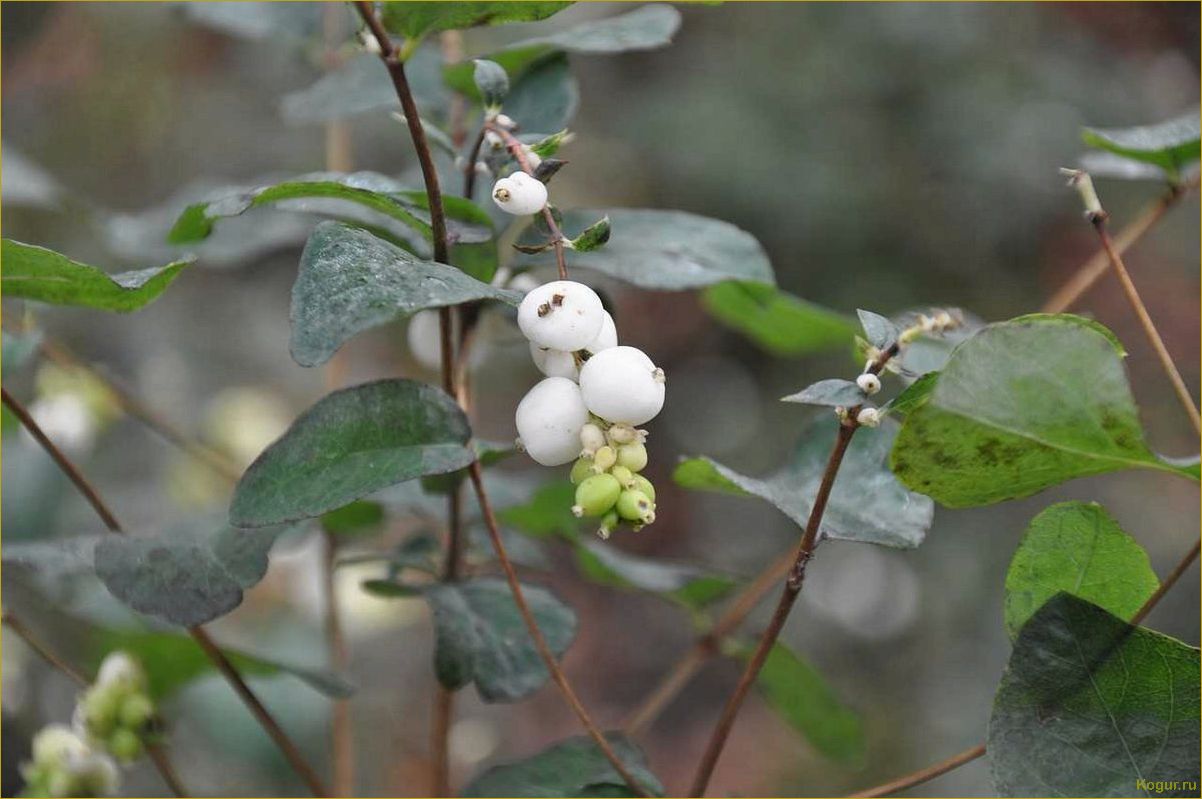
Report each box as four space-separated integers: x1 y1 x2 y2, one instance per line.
22 652 156 797
513 280 666 538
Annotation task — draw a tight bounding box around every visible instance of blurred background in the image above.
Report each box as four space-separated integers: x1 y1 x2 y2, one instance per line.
2 2 1199 796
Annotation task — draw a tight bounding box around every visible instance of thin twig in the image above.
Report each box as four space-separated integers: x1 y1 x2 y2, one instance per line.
463 128 488 200
688 345 900 796
850 744 987 798
490 124 569 280
323 531 354 796
2 388 330 796
1090 212 1200 435
3 611 188 797
468 462 652 797
1041 181 1190 314
37 339 241 483
847 537 1200 798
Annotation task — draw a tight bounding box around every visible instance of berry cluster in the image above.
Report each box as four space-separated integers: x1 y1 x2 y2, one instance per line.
21 652 156 797
513 280 666 539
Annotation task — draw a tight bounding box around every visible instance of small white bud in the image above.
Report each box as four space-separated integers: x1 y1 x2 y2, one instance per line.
96 651 145 691
856 373 881 395
495 113 516 130
492 172 548 216
856 407 881 428
360 31 382 54
579 423 606 456
522 145 543 170
484 130 504 150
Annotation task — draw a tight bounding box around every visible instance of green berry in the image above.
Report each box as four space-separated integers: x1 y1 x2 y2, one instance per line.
82 687 121 736
616 443 648 472
569 457 594 485
572 474 621 517
609 465 634 487
591 445 617 473
616 489 654 523
118 694 155 731
629 473 656 502
598 509 620 540
107 728 143 763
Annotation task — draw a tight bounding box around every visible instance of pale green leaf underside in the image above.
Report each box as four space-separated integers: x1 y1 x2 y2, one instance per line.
1082 110 1201 174
1003 502 1158 639
989 594 1200 797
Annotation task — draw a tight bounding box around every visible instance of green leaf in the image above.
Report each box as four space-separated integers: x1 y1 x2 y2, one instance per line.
321 500 387 538
2 328 43 378
569 216 611 253
444 4 678 101
1082 110 1201 175
880 371 938 418
167 173 492 255
290 222 518 367
572 538 736 610
857 309 899 350
781 378 866 408
702 282 856 357
1003 502 1158 639
752 642 864 764
1 240 191 313
463 733 663 797
425 577 576 702
94 525 289 627
521 209 774 290
675 419 933 549
93 626 354 700
498 481 581 539
528 129 573 159
502 51 579 135
473 59 509 108
890 315 1193 508
988 594 1200 797
280 48 449 125
381 2 572 40
230 379 474 527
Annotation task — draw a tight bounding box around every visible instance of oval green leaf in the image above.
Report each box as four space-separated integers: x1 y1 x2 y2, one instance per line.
702 282 856 357
463 733 663 797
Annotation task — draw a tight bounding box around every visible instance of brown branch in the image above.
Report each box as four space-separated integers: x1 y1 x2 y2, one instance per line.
688 345 900 796
3 611 187 797
1042 176 1196 314
847 538 1200 798
2 388 330 796
322 531 355 796
468 462 652 797
489 124 569 279
1090 212 1200 435
37 339 241 483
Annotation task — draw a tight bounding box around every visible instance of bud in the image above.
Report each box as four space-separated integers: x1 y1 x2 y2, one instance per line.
856 407 881 428
117 694 155 732
579 423 606 457
606 423 637 446
856 373 881 395
96 652 146 692
106 728 143 763
569 457 595 485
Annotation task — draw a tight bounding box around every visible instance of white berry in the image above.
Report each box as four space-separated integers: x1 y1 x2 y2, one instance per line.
492 172 547 215
578 346 666 425
529 311 617 379
857 407 881 427
515 377 590 466
856 373 881 395
517 280 605 351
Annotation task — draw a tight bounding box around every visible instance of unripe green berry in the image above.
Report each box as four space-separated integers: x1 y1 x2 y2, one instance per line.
598 509 620 540
616 489 654 523
107 728 142 763
47 770 75 797
591 445 617 473
572 474 621 518
569 457 595 485
616 443 648 472
609 465 634 488
118 694 155 731
82 687 121 736
629 473 656 502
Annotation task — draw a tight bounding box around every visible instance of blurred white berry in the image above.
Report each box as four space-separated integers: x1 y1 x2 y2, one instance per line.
856 373 881 395
32 725 90 767
492 172 547 215
856 407 881 428
515 377 591 466
529 311 617 378
517 281 605 351
483 130 503 150
578 346 666 426
495 113 516 129
96 651 145 691
407 310 488 373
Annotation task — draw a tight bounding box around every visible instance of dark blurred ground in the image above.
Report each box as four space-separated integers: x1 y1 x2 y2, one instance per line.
2 3 1199 797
